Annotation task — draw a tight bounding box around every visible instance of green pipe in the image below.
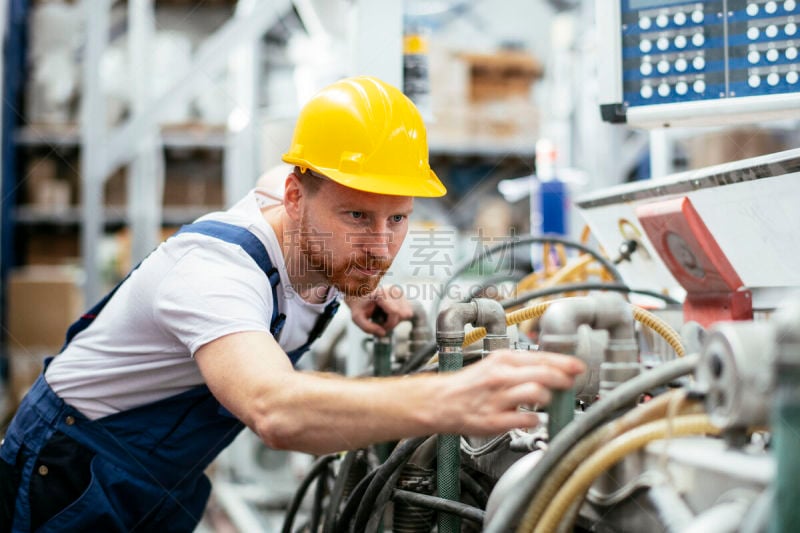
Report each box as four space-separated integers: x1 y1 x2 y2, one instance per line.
547 388 576 439
373 336 393 463
437 348 463 533
770 366 800 533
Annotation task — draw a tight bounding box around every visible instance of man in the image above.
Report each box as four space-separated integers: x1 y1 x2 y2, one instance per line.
0 76 584 531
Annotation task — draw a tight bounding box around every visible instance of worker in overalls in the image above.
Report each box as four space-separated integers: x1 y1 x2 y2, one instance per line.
0 76 584 532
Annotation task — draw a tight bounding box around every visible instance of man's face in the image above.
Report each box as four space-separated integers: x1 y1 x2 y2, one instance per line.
293 177 413 297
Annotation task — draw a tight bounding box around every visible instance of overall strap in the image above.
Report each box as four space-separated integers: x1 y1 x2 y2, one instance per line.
286 298 341 363
175 220 285 337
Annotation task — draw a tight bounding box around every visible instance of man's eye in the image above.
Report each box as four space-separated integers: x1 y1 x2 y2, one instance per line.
350 211 364 219
391 215 406 223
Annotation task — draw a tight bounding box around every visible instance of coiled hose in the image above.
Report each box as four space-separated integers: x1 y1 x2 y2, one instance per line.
531 414 721 533
461 300 685 357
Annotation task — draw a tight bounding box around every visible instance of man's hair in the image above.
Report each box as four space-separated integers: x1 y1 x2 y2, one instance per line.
294 166 324 196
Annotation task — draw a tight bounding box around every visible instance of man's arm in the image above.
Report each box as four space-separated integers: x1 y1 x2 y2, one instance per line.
195 331 584 455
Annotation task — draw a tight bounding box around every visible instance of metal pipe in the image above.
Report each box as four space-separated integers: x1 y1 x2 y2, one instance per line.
435 302 476 533
474 298 509 352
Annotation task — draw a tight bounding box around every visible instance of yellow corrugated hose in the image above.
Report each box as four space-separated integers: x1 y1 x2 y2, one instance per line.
517 390 698 529
461 301 686 358
528 414 720 533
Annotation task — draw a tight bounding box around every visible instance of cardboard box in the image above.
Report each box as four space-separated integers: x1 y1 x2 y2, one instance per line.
6 265 85 350
685 128 787 169
459 51 543 103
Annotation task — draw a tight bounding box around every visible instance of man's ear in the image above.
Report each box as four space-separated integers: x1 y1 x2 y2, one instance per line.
284 173 303 221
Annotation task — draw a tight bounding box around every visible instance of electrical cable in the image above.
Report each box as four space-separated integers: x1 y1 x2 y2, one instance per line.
500 282 681 309
532 414 720 533
281 454 338 533
483 354 699 533
392 489 486 525
343 436 429 532
364 456 414 533
460 469 490 508
334 467 378 532
431 234 624 315
309 461 330 533
321 450 359 533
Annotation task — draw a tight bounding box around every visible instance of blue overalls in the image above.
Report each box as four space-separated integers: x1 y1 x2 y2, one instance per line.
0 221 339 532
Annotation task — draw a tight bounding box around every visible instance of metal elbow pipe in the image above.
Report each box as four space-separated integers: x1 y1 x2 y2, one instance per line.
437 302 478 347
474 298 509 352
409 300 433 343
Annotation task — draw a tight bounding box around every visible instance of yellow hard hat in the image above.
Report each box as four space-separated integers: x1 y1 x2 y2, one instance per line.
282 76 446 197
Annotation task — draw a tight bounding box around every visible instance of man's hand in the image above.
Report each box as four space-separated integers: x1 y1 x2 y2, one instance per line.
346 285 413 336
436 350 587 436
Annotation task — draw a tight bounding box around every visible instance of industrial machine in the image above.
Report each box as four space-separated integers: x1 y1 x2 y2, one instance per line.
598 0 800 126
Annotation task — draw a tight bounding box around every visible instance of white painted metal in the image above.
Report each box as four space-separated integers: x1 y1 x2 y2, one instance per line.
128 0 164 264
576 149 800 309
80 0 111 304
104 0 291 180
223 0 263 206
349 0 402 87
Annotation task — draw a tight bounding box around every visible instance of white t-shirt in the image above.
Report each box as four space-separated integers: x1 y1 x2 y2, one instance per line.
46 189 340 420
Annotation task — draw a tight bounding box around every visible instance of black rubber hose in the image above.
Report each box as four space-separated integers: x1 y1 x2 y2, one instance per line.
348 436 430 533
392 489 486 525
364 456 414 533
321 450 358 533
484 354 700 533
499 282 681 309
335 467 378 532
396 341 438 375
460 469 490 508
281 454 337 533
309 462 330 532
432 234 625 315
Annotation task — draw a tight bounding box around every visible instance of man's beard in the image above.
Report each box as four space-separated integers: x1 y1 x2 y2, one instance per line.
299 214 392 297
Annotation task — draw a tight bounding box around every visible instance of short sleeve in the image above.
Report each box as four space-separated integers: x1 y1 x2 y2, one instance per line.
153 242 274 355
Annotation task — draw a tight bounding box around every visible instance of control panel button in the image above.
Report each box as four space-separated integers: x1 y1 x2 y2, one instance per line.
786 0 797 11
656 13 670 27
693 55 706 70
675 35 688 48
766 24 779 38
657 83 671 97
641 85 654 98
693 79 706 92
640 39 653 53
746 3 759 15
675 57 689 71
748 74 762 87
692 33 705 47
786 22 797 36
675 81 689 94
748 50 761 63
657 37 670 50
641 62 654 75
767 72 781 85
765 0 778 13
766 48 780 61
747 26 761 40
657 59 670 73
674 12 687 25
691 9 704 23
786 46 798 60
787 70 799 84
640 16 652 30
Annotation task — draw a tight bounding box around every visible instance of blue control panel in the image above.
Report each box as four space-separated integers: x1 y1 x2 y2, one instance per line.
621 0 800 107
